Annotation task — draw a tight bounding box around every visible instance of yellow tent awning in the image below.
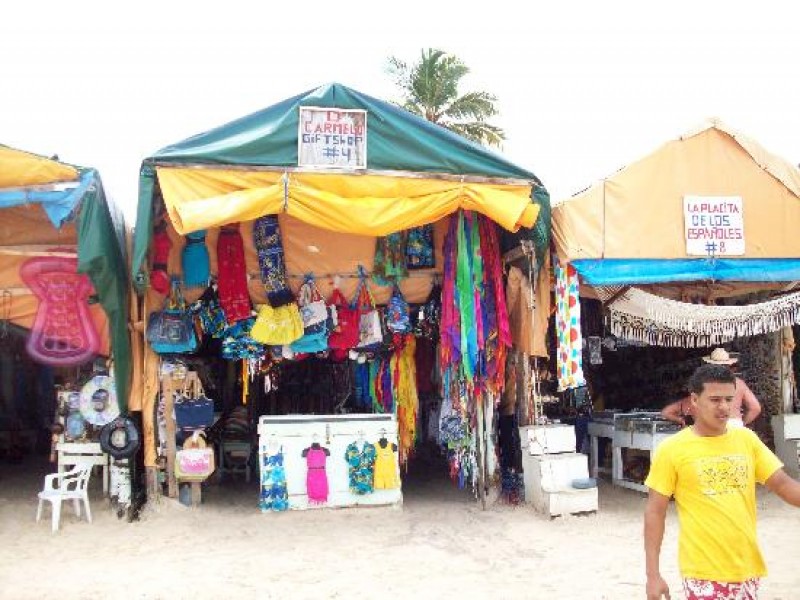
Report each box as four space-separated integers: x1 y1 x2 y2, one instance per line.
0 145 78 189
156 167 539 236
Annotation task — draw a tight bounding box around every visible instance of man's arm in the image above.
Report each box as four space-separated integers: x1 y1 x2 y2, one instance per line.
765 469 800 507
739 379 762 425
660 401 685 427
644 489 672 599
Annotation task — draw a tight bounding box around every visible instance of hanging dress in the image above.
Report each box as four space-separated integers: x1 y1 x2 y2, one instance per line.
373 441 399 490
216 224 252 324
305 446 329 504
345 441 376 495
182 230 210 289
260 446 289 512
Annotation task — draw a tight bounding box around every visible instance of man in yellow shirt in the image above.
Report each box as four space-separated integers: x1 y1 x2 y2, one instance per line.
644 364 800 600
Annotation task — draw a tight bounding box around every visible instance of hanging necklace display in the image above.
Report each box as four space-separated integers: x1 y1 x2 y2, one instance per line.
79 374 119 427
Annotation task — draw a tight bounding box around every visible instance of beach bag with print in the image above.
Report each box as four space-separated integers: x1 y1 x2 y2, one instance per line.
327 287 359 350
250 303 303 346
191 283 227 339
296 275 329 335
175 431 215 482
354 277 383 349
146 279 199 354
386 284 411 334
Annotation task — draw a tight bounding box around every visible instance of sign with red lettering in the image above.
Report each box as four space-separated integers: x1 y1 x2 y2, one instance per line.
683 195 745 256
298 107 367 169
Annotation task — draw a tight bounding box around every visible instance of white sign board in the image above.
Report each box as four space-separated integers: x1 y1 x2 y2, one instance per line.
683 195 745 256
298 107 367 169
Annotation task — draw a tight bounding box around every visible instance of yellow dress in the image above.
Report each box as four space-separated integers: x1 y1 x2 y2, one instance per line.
372 441 399 489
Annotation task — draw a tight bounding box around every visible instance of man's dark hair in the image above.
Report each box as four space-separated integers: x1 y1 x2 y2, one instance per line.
688 364 736 395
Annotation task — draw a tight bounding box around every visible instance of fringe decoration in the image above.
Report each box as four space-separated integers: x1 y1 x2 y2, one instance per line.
607 288 800 348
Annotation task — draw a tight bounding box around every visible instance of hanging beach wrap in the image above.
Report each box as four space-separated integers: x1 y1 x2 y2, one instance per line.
386 285 411 334
439 214 461 367
182 230 210 289
555 257 586 391
373 231 408 286
216 224 252 324
253 215 294 308
456 212 478 381
406 224 435 269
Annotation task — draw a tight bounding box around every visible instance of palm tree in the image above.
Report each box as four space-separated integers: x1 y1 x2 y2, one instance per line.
387 48 505 148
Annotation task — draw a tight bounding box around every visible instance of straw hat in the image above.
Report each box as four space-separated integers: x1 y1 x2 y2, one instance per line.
702 348 740 365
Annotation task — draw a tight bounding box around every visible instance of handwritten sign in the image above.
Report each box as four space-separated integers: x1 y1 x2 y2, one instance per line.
298 107 367 169
683 196 745 256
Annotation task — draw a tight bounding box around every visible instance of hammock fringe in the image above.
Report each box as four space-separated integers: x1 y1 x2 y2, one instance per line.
606 289 800 348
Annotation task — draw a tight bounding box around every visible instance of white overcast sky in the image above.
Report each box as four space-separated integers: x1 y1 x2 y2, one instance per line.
2 1 799 224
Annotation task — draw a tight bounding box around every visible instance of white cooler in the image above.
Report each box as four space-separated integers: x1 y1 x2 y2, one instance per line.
519 424 597 517
521 452 598 517
520 424 576 455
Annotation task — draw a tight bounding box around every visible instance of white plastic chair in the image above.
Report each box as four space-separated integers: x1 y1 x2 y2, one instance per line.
36 463 93 533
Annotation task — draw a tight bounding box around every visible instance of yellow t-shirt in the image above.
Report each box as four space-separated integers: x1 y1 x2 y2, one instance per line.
645 427 783 582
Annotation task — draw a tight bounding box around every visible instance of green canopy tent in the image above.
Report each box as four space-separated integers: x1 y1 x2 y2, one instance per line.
133 82 550 287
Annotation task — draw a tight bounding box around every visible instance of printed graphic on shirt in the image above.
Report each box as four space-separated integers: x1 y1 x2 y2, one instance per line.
695 454 747 496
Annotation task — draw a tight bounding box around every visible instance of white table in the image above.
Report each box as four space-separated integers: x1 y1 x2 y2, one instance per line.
587 421 613 479
611 426 675 493
57 442 109 495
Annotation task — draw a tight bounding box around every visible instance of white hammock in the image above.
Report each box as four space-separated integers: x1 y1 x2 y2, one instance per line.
606 287 800 347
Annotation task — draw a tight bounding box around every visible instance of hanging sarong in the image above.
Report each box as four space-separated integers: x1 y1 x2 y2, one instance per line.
216 224 251 324
555 258 586 391
253 215 294 307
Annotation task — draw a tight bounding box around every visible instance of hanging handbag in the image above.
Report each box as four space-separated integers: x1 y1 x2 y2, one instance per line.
354 276 383 349
146 279 199 354
327 287 359 350
289 276 330 353
250 303 303 346
386 284 412 334
296 275 329 334
191 283 227 339
175 431 215 482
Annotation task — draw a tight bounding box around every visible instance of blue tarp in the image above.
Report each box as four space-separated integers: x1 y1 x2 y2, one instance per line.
0 170 93 227
571 258 800 285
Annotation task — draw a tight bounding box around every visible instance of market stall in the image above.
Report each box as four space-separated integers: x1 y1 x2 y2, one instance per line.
551 119 800 490
0 144 133 506
131 83 551 510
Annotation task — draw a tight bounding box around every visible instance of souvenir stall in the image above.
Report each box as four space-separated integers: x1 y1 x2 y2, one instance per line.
551 119 800 491
0 145 133 507
131 82 551 510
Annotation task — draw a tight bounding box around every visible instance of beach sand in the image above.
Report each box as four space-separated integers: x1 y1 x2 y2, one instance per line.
1 454 798 600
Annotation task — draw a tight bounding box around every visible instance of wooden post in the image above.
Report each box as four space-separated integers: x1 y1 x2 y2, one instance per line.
162 377 178 498
190 482 202 507
475 391 487 511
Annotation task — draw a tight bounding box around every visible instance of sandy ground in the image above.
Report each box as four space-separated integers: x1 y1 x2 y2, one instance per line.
1 453 799 600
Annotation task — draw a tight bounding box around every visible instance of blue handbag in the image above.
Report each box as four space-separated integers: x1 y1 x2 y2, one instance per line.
289 329 329 353
147 279 199 354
